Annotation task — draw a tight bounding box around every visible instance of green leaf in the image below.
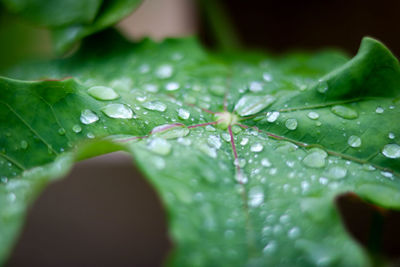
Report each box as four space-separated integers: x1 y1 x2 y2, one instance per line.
1 0 142 53
1 33 400 266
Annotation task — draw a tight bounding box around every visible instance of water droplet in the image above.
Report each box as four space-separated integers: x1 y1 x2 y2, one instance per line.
87 86 119 100
20 140 28 149
221 132 231 142
143 101 167 112
87 132 95 139
240 137 249 146
178 108 190 120
303 148 327 168
316 80 328 93
389 132 395 139
147 138 172 155
208 135 222 149
248 186 264 207
196 142 217 158
165 82 180 91
331 105 358 119
266 111 280 122
234 158 246 168
375 107 384 114
249 81 263 92
285 118 298 130
156 64 173 79
263 73 272 82
72 124 82 133
80 109 99 125
205 125 216 132
382 144 400 159
263 241 277 254
288 227 301 239
151 124 189 139
251 143 264 152
143 84 158 93
307 111 319 120
102 104 133 119
326 166 347 179
234 94 276 116
58 128 66 135
261 158 271 167
348 135 361 148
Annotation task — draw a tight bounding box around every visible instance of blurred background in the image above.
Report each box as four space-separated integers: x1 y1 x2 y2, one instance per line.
2 0 400 266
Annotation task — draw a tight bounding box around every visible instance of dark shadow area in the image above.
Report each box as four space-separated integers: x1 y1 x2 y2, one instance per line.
201 0 400 56
336 192 400 263
6 153 171 267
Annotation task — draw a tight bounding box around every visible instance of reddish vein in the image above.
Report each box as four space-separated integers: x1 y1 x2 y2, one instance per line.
188 120 221 129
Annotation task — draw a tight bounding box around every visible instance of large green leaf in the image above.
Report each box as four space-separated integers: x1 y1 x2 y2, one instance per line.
1 0 142 53
1 32 400 266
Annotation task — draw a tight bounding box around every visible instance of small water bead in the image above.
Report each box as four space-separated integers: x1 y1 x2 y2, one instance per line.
102 104 133 119
20 140 28 149
165 82 180 91
80 109 99 125
249 81 263 92
389 132 396 139
87 132 95 139
143 84 159 93
348 135 362 148
248 186 264 207
251 143 264 152
221 132 231 142
234 158 246 168
234 94 276 116
147 138 172 155
303 148 327 168
232 125 242 134
72 124 82 133
261 158 271 167
266 111 280 122
285 118 298 130
152 124 189 139
205 125 216 132
375 107 384 114
263 73 272 82
326 166 347 179
143 101 167 112
208 135 222 149
381 171 394 179
156 64 173 79
382 144 400 159
58 128 66 135
87 86 119 100
240 137 249 146
307 111 319 120
153 156 166 170
263 241 277 254
178 108 190 120
288 227 301 239
331 105 358 119
316 80 328 93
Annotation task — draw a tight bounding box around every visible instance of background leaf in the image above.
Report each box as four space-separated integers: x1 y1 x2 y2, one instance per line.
1 32 400 266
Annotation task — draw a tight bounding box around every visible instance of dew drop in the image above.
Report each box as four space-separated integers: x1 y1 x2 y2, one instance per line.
165 82 180 91
156 64 173 79
375 107 384 114
87 132 95 139
263 241 277 254
307 111 319 120
151 124 189 139
240 137 249 146
303 148 327 168
388 132 395 139
234 94 276 116
234 158 246 168
331 105 358 119
87 86 119 100
178 108 190 120
288 227 301 239
72 124 82 133
20 140 28 149
266 111 280 122
143 101 167 112
326 166 347 179
263 73 272 82
208 135 222 149
348 135 362 148
58 128 66 135
248 186 264 207
249 81 263 92
261 158 271 167
147 138 172 155
102 104 133 119
80 109 99 125
316 80 328 93
285 118 298 130
382 144 400 159
251 143 264 152
143 84 158 93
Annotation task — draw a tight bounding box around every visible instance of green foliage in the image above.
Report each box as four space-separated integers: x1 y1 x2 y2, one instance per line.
1 0 142 53
1 31 400 266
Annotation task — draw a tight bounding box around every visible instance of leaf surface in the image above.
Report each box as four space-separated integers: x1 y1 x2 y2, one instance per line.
1 33 400 266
